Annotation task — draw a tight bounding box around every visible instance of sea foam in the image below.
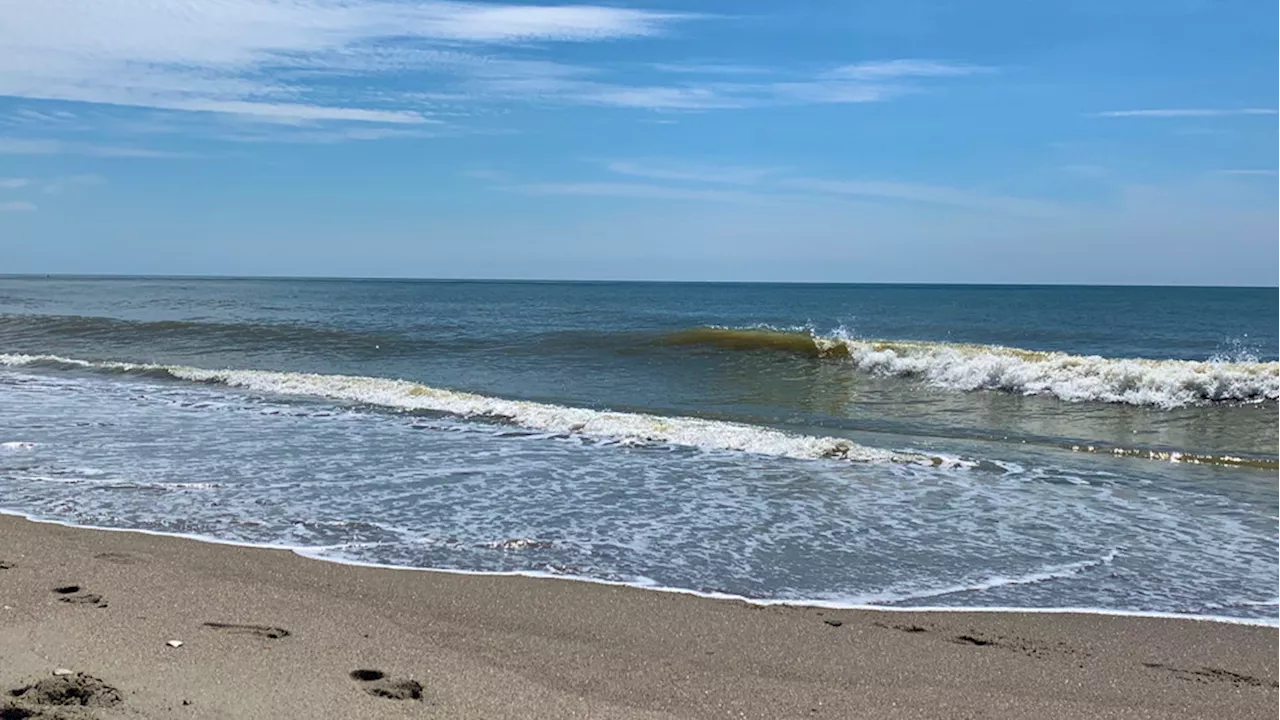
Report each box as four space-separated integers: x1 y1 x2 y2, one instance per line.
0 354 948 466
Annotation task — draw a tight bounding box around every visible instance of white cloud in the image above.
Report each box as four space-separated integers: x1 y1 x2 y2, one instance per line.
1094 108 1277 118
0 0 691 125
0 200 37 212
395 3 686 42
219 125 436 143
605 160 778 185
780 178 1063 216
0 137 186 158
826 59 985 80
440 58 981 110
651 63 772 75
0 2 985 130
494 161 1060 216
1213 169 1278 176
510 181 763 204
156 100 433 125
1 108 80 126
0 178 30 189
43 174 107 194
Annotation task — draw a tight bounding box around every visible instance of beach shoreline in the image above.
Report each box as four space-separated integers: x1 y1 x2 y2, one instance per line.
1 514 1275 719
4 508 1275 628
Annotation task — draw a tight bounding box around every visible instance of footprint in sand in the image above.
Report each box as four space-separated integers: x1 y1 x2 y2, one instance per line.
93 552 143 566
1143 662 1278 689
202 622 291 639
873 620 934 634
349 669 423 701
0 561 13 570
51 586 107 609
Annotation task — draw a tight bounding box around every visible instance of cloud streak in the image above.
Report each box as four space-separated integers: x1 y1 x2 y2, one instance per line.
435 58 985 110
510 181 761 203
498 159 1062 216
1214 169 1278 176
0 1 985 135
826 59 985 80
781 178 1063 216
605 160 779 185
0 200 37 212
1094 108 1277 118
0 137 186 158
0 0 692 126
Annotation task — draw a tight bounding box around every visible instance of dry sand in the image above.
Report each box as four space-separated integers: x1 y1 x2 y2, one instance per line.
0 514 1275 719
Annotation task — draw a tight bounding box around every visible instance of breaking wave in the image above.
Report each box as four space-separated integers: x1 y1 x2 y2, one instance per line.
0 353 954 467
660 327 1279 408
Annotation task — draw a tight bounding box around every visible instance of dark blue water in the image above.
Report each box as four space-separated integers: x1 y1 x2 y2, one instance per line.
1 278 1276 622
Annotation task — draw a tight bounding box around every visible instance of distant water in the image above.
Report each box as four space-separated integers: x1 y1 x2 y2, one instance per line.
1 277 1276 623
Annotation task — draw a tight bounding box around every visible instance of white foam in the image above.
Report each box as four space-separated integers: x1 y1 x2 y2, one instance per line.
0 353 949 466
840 551 1118 605
18 474 221 490
832 336 1278 408
1 512 1273 629
1 441 36 450
285 544 1279 628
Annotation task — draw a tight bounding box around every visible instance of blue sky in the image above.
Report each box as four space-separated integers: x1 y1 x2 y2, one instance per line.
1 0 1276 284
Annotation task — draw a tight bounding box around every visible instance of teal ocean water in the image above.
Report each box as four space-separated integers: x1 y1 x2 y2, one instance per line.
1 277 1276 622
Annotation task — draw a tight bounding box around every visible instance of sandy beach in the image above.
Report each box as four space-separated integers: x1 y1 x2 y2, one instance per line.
0 513 1275 719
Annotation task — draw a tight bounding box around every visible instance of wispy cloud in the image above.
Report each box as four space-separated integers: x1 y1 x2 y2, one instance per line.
1094 108 1277 118
0 0 693 127
0 137 187 158
510 181 760 203
42 174 107 194
825 59 985 80
781 178 1062 216
650 62 773 76
493 158 1061 216
0 200 37 212
1213 169 1278 176
1 2 985 136
438 58 985 110
0 178 30 189
213 124 438 144
604 160 779 185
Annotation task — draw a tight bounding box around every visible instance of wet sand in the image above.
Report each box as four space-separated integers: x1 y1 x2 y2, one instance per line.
0 513 1275 719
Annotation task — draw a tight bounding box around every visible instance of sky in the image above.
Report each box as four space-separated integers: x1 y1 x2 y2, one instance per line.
0 0 1276 285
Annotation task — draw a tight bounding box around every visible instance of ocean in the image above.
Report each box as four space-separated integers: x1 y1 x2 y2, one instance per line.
1 277 1276 623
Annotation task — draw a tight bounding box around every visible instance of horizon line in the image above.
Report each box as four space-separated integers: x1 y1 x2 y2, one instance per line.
0 273 1276 290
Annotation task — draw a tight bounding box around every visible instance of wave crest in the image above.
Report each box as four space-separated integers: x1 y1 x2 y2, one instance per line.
660 327 1279 408
661 326 850 358
0 353 952 467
